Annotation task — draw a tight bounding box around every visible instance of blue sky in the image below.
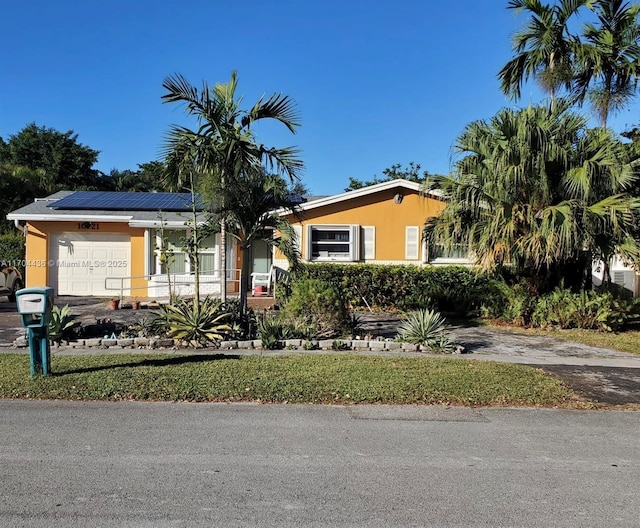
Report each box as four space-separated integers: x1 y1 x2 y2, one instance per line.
2 0 639 195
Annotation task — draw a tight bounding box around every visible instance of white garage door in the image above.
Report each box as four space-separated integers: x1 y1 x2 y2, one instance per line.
50 233 131 296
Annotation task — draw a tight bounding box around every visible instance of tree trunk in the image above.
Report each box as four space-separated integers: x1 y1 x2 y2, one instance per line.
239 242 251 316
190 177 200 307
220 218 227 303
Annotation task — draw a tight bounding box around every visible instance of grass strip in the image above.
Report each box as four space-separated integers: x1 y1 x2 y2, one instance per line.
0 353 582 407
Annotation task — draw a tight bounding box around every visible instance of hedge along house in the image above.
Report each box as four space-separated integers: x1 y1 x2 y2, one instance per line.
6 190 242 299
275 179 465 267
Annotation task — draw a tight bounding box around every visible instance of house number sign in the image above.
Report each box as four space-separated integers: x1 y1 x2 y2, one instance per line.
78 222 100 230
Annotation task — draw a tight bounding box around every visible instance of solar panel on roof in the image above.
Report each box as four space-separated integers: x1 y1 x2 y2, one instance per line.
48 192 204 211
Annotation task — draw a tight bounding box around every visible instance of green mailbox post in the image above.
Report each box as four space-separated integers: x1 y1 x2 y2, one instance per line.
15 287 55 377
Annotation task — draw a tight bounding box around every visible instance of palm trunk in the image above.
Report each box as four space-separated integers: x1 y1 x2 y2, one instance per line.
190 176 200 307
240 242 250 316
220 172 227 303
220 218 227 303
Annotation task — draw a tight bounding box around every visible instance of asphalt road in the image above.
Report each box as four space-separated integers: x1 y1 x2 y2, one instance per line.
1 401 638 527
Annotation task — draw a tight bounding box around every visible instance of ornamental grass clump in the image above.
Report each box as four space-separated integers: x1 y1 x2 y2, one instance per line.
396 308 454 352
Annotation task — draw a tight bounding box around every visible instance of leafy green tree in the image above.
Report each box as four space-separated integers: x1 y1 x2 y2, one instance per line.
345 162 436 191
423 102 640 291
214 170 301 314
99 162 168 192
0 163 42 232
161 71 303 302
498 0 589 101
573 0 640 127
1 123 100 193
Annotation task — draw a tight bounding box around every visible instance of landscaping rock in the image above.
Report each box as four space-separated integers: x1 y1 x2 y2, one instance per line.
134 337 150 347
401 343 419 352
384 342 402 350
117 339 134 348
318 340 335 350
368 340 386 351
84 338 102 347
351 340 370 350
12 336 28 348
220 341 238 349
284 339 302 348
102 339 118 347
237 340 254 349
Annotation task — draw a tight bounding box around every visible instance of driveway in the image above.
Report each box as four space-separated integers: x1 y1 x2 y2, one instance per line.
2 298 640 405
447 325 640 406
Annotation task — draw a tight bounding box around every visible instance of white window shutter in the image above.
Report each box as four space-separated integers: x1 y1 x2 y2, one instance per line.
405 226 419 260
305 224 313 261
349 225 360 261
292 224 303 258
363 226 375 260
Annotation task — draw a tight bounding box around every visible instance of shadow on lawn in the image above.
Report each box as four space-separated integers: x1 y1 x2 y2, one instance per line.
54 353 242 376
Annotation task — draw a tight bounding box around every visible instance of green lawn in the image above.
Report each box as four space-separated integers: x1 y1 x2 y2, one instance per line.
0 353 582 407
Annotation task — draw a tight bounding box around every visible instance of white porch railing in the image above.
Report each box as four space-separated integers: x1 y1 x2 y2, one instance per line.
104 269 241 300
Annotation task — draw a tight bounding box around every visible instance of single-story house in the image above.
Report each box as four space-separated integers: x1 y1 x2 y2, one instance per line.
6 179 463 298
7 178 638 298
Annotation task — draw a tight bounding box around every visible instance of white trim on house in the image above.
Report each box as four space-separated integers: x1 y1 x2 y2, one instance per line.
7 213 134 223
128 220 199 228
277 179 443 215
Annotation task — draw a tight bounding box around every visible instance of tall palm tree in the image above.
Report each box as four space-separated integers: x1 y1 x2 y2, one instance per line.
161 71 303 302
214 170 301 314
423 102 640 291
573 0 640 127
499 0 589 101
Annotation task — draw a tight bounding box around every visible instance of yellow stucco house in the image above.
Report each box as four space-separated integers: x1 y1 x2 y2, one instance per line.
6 179 468 298
276 179 465 267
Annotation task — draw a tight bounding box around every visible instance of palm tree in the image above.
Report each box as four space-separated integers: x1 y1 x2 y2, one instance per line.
161 71 303 302
498 0 589 101
573 0 640 127
423 102 640 291
214 169 301 314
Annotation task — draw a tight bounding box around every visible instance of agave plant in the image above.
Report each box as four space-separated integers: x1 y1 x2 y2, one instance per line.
396 308 453 352
48 304 76 343
159 297 231 347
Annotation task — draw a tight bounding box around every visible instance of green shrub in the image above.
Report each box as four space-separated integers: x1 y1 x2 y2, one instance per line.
481 281 537 325
0 232 26 275
257 313 283 350
532 288 634 331
285 264 493 316
396 308 454 352
280 278 350 338
219 299 257 340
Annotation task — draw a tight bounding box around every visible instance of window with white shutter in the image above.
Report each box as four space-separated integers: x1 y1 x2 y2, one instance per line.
306 224 360 262
362 226 375 260
405 226 419 260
